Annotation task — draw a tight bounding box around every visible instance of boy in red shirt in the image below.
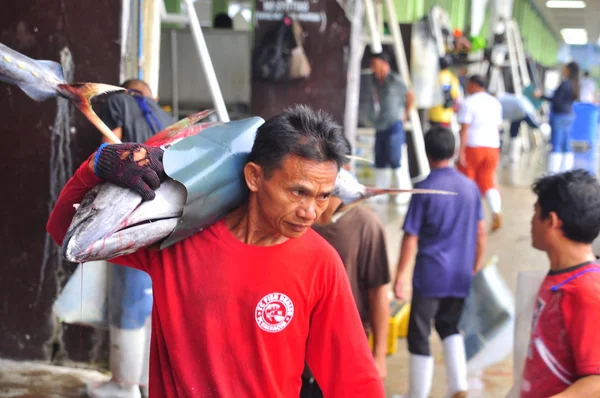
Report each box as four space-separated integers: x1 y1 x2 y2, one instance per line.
522 169 600 397
47 106 385 397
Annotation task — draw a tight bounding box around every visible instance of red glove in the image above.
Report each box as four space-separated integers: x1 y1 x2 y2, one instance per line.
94 143 165 201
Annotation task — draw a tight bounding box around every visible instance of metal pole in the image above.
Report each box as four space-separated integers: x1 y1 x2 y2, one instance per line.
363 0 382 54
430 6 447 58
512 21 531 87
506 22 522 95
383 0 430 179
182 0 230 122
170 29 180 120
138 0 144 80
343 0 364 170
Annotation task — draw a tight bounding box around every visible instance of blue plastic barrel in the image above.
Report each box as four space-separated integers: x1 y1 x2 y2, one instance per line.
570 102 599 174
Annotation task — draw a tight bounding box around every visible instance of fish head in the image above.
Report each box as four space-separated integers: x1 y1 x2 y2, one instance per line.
332 168 366 205
332 168 458 211
61 110 218 263
62 179 187 263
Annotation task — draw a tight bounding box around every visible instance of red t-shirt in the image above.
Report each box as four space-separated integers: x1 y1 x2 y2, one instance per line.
520 262 600 397
47 160 385 398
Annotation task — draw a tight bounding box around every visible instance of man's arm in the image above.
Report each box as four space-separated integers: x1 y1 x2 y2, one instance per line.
306 256 385 397
46 155 102 247
561 279 600 396
394 192 424 300
456 100 472 167
550 375 600 398
368 285 389 379
357 214 392 379
394 233 418 300
47 146 161 271
473 220 487 274
405 89 415 122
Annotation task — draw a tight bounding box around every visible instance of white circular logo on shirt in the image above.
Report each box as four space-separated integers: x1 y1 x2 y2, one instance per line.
255 292 294 333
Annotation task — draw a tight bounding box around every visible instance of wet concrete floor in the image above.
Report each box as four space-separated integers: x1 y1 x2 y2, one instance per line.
0 152 550 397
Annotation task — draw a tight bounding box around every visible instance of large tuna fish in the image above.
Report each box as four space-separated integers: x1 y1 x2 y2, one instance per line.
62 111 455 263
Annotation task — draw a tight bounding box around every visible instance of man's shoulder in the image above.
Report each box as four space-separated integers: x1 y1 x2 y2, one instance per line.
386 72 407 88
419 169 479 194
560 264 600 301
344 205 385 233
303 228 342 258
106 92 133 106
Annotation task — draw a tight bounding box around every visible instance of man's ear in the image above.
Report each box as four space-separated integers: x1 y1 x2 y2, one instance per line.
549 211 562 230
244 162 263 192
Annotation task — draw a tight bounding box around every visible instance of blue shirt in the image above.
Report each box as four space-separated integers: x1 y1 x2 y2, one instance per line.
544 80 576 115
402 167 483 298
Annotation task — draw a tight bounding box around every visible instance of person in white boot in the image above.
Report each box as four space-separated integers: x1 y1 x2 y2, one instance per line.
394 127 487 398
86 268 153 398
369 51 415 205
533 62 580 174
457 75 504 232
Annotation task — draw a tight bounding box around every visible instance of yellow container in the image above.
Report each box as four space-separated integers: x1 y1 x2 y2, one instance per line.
368 300 411 356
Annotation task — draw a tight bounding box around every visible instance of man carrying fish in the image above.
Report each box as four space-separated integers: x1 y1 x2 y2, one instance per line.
47 105 386 397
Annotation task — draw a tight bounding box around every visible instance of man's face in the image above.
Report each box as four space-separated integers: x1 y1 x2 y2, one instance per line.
249 155 338 239
531 201 550 251
466 81 475 95
371 58 390 82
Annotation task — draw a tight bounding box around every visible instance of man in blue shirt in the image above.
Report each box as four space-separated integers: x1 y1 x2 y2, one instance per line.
369 52 414 204
393 126 487 398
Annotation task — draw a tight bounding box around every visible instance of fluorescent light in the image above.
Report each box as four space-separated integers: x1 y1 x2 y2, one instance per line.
561 28 588 45
546 0 586 8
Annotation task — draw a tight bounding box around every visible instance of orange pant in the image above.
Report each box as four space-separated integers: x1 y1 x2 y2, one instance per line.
458 147 499 194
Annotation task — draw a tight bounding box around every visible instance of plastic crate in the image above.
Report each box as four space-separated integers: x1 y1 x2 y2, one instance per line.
368 300 411 355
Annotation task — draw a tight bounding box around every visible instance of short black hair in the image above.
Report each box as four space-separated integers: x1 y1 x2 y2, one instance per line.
248 105 349 177
370 51 390 64
424 126 455 161
468 74 487 89
121 78 150 91
439 55 452 70
532 169 600 243
342 136 352 156
213 12 233 29
584 70 590 78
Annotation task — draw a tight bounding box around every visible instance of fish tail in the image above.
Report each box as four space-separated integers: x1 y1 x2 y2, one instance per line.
58 83 126 144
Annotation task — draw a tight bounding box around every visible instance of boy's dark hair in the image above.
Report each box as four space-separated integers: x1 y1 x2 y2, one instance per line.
248 105 349 178
468 74 487 89
532 169 600 243
424 126 455 161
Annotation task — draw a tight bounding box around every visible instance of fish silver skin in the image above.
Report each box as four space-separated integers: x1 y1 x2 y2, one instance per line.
0 42 124 142
62 179 186 263
63 167 455 263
